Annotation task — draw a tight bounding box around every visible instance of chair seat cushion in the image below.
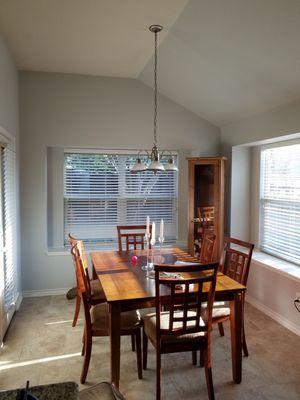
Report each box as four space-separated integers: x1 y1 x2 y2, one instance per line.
79 382 125 400
90 279 106 302
201 301 230 319
213 301 229 308
91 303 141 333
212 306 230 319
142 311 206 346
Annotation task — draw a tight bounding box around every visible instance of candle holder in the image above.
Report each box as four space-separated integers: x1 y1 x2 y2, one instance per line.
146 237 156 275
141 233 151 271
158 236 164 249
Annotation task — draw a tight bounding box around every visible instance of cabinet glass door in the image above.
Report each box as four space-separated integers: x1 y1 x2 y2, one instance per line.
193 164 215 258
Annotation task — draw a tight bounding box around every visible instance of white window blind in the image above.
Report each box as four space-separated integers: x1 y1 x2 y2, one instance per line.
2 146 18 310
260 143 300 265
64 153 178 245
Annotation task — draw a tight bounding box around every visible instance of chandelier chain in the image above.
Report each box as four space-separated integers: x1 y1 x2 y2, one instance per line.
154 30 158 147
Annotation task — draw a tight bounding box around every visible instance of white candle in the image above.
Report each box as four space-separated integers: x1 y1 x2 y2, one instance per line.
146 216 150 236
160 219 164 238
151 222 156 242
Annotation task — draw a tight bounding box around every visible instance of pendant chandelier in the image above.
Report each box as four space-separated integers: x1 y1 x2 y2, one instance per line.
131 25 178 174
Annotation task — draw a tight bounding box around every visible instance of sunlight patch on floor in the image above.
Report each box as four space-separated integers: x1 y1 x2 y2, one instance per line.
0 352 81 371
45 319 82 325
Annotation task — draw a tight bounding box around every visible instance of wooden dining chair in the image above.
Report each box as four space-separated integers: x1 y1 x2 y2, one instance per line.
68 234 106 327
197 206 215 235
198 206 215 222
213 237 254 357
199 233 216 263
117 225 151 252
117 225 153 351
71 242 143 384
142 262 219 400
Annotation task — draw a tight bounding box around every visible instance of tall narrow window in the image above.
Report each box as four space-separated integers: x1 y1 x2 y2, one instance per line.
64 152 178 246
3 146 17 311
260 143 300 265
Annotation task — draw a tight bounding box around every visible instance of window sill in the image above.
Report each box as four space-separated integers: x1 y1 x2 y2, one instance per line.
252 250 300 282
46 243 118 256
46 240 187 257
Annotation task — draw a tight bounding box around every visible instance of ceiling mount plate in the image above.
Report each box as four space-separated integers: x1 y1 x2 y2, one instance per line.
149 25 163 33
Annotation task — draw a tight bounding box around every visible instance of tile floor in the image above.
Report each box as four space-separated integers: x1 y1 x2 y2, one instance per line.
0 296 300 399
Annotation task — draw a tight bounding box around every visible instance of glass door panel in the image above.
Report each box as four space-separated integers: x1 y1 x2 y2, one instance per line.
193 164 215 258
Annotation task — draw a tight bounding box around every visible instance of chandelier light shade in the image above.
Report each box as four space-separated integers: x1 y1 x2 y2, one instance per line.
131 157 148 172
165 157 179 171
131 25 178 174
148 159 165 172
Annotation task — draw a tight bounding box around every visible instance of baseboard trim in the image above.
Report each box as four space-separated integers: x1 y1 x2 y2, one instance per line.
23 288 69 298
246 295 300 336
15 292 23 310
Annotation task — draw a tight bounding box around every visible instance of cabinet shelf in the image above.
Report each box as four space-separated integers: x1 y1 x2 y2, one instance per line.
187 157 227 261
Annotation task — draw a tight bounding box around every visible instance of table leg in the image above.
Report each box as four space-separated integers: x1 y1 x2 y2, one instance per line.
92 264 98 280
109 303 121 388
230 292 243 383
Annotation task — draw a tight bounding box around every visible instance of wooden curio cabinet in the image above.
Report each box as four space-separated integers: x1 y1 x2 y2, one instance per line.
187 157 227 261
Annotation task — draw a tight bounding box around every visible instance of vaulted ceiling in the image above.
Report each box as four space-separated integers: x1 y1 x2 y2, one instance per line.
1 0 300 126
0 0 188 78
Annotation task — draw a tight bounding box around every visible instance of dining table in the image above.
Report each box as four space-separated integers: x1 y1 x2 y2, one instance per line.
90 247 246 389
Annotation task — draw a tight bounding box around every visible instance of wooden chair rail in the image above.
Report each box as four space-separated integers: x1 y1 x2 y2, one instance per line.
117 224 152 252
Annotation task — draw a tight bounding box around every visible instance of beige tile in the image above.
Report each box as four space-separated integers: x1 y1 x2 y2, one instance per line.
1 297 299 400
0 364 41 391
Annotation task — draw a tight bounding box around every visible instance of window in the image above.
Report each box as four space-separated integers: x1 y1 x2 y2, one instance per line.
64 152 178 246
260 143 300 265
0 144 18 343
3 146 17 310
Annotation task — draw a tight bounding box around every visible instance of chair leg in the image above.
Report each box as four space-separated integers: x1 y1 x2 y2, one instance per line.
81 329 85 356
156 348 161 400
80 333 92 384
203 349 215 400
72 294 81 327
204 365 215 400
143 328 148 370
242 327 249 357
135 330 143 379
192 350 197 365
199 350 204 367
218 322 225 337
131 334 136 352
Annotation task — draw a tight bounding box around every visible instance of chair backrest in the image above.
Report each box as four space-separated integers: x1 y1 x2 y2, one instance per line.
117 225 152 252
220 237 254 286
199 233 216 263
197 206 214 222
70 238 92 297
68 234 90 271
71 243 93 329
68 233 78 247
154 262 218 338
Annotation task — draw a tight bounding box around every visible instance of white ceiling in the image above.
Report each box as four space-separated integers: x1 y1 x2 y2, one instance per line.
139 0 300 126
0 0 188 78
1 0 300 126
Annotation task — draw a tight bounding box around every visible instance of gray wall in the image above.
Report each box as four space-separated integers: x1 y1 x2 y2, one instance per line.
230 146 251 241
221 98 300 148
0 35 18 137
0 33 20 294
19 71 220 292
221 103 300 335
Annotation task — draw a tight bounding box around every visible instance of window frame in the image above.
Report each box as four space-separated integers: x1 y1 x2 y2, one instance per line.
259 139 300 266
63 149 179 247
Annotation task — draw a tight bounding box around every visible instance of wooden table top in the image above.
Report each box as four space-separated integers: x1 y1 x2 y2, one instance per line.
90 248 246 303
